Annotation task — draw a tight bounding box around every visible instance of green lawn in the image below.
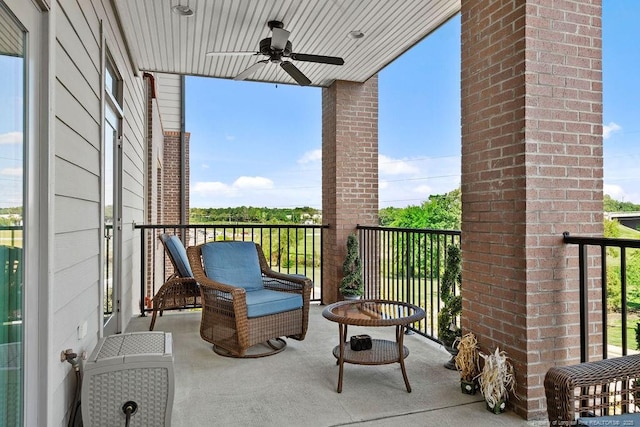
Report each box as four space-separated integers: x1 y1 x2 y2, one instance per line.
618 225 640 239
0 230 22 248
608 312 640 350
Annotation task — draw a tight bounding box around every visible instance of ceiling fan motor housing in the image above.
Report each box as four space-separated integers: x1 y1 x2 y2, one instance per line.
260 37 292 60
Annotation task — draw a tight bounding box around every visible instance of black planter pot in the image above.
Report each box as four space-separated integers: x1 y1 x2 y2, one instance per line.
486 399 507 414
460 379 478 395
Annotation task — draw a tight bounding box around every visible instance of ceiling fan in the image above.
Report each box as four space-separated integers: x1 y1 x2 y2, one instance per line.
206 20 344 86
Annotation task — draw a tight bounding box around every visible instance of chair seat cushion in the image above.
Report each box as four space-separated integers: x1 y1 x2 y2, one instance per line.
245 289 303 318
201 242 264 291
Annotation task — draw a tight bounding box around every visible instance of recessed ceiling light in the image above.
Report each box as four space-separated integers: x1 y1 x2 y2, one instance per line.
172 5 194 17
348 31 364 40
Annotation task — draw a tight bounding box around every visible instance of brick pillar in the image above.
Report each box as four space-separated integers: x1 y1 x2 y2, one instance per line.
461 0 602 419
162 131 190 224
322 77 379 304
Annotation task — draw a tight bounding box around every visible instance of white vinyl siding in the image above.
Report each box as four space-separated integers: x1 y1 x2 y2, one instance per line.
49 0 146 423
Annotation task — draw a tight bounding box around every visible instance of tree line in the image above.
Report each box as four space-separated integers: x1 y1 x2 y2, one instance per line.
2 191 637 229
604 195 640 212
189 206 320 224
188 189 640 231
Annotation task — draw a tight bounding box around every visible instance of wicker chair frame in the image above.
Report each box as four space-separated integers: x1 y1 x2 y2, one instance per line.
545 354 640 426
186 242 311 358
149 234 201 331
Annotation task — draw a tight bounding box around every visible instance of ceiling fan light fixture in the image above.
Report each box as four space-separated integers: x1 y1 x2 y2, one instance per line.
172 5 194 17
348 30 364 40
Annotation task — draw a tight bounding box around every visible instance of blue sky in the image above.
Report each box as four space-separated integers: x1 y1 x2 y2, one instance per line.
0 4 636 211
0 55 23 209
187 2 640 210
601 1 640 204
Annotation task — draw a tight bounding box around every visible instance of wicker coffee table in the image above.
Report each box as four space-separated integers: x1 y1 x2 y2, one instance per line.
322 299 426 393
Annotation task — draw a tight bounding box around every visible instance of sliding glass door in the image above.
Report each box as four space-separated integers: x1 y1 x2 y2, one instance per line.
0 3 25 425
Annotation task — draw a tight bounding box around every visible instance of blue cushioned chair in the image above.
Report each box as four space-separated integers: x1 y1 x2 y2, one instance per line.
150 234 201 330
187 241 311 357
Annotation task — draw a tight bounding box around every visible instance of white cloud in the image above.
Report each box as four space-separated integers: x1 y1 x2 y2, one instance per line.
603 122 621 139
201 164 209 169
225 134 236 141
0 131 22 145
298 149 322 164
604 184 625 200
378 155 461 208
192 181 234 197
0 168 22 176
603 183 640 205
413 185 432 195
232 176 273 189
379 154 420 175
603 153 640 204
192 176 274 199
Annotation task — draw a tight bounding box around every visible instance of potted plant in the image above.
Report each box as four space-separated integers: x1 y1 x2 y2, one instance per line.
477 347 516 414
339 234 364 299
454 332 479 394
437 244 462 369
634 321 640 398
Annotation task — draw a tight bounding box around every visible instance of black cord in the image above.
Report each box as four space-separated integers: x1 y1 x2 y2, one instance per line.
66 353 82 427
68 369 81 427
122 401 138 427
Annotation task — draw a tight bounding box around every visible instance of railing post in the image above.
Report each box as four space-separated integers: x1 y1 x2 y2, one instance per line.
578 243 588 363
601 245 608 360
621 247 628 356
139 227 146 317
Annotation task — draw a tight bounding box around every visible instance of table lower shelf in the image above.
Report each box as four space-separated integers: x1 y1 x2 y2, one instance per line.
332 339 409 365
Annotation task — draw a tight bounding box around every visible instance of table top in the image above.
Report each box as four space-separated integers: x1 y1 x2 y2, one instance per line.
322 299 426 327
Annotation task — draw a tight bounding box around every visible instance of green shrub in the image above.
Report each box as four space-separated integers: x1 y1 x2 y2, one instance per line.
438 244 462 347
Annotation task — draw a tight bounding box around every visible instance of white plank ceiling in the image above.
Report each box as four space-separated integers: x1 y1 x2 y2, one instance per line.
114 0 460 87
0 5 22 57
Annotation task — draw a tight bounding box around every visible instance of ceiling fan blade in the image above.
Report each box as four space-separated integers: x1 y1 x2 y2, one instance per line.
290 53 344 65
234 60 268 81
281 61 311 86
206 51 258 57
271 27 290 51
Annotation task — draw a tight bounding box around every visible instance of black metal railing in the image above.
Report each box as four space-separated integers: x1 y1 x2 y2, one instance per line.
136 224 326 315
563 232 640 362
104 225 113 317
0 225 21 247
0 225 23 345
357 225 461 343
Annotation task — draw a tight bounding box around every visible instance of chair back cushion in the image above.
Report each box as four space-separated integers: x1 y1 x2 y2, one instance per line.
160 234 193 278
201 241 264 291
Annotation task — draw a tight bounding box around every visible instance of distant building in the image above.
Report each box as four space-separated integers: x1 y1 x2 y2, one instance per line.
605 212 640 231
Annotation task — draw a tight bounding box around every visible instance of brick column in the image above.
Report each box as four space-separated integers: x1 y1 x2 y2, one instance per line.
461 0 602 419
322 77 379 304
162 131 190 224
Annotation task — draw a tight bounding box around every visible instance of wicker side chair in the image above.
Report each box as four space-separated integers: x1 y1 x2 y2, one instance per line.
149 234 201 331
545 354 640 426
186 241 311 358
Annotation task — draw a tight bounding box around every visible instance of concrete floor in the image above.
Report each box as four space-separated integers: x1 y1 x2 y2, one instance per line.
126 304 547 427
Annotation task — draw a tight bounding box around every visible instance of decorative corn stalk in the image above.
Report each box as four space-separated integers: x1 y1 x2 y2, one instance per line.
477 347 516 413
455 333 480 386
